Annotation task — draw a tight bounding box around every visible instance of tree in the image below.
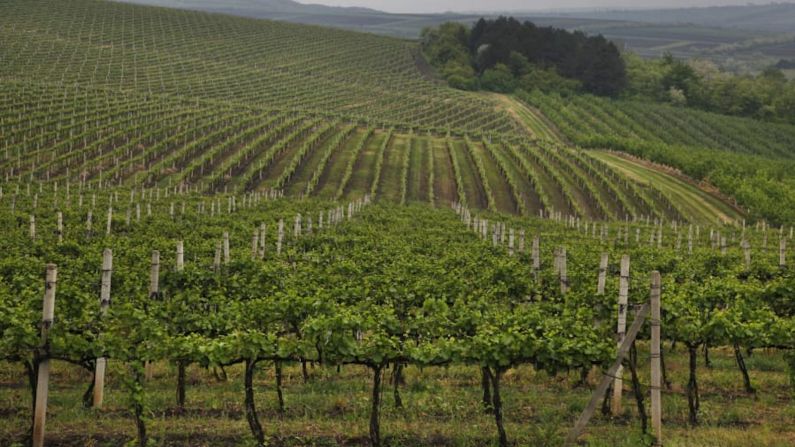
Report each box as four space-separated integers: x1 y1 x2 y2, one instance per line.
481 64 516 93
577 36 627 96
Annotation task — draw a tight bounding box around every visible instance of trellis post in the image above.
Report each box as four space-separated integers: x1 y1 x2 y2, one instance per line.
650 271 662 445
32 264 57 447
93 249 113 407
612 255 630 415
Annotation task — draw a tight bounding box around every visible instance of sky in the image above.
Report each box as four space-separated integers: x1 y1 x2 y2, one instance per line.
298 0 793 14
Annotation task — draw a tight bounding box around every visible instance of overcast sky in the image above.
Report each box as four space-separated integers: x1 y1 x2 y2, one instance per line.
299 0 793 14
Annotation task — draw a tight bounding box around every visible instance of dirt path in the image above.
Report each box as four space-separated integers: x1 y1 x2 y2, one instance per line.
484 93 567 143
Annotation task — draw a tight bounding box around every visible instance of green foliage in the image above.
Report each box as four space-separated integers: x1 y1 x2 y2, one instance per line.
480 64 517 93
624 53 795 125
518 67 581 94
422 17 626 97
519 89 795 224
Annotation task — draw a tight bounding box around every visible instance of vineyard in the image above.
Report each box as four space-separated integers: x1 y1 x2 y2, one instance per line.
0 188 794 446
2 0 795 446
516 90 795 224
519 90 795 159
0 0 758 226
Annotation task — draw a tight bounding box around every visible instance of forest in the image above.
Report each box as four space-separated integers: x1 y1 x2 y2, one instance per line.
421 17 627 97
422 18 795 125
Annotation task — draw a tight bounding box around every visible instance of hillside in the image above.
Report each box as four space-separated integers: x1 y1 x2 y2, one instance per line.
547 2 795 34
0 0 769 224
4 2 795 447
116 0 794 73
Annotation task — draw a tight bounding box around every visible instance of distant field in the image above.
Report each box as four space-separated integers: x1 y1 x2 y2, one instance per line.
117 0 792 72
0 0 753 225
521 90 795 159
1 0 515 135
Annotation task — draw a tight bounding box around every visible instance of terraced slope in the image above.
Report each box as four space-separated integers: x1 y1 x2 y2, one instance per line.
0 0 749 225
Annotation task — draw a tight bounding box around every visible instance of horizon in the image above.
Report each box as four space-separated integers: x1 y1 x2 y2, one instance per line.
295 0 795 14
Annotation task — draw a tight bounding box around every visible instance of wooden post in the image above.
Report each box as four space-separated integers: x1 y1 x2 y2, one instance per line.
32 264 57 447
742 240 751 270
258 223 266 259
650 271 662 445
146 251 160 380
86 210 93 233
176 241 184 272
213 242 221 272
56 212 63 243
657 226 663 249
251 231 259 260
30 215 36 240
294 214 302 238
564 302 650 446
559 248 568 295
277 219 284 255
223 232 230 264
597 253 608 295
531 236 540 277
106 207 112 235
612 255 630 415
780 239 787 269
508 228 515 256
148 249 160 298
93 249 113 408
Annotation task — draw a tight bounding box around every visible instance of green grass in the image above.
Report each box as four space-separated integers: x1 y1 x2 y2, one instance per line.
1 346 792 446
590 151 744 225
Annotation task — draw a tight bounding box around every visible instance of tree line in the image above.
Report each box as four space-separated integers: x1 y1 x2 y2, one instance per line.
422 18 795 125
421 17 627 97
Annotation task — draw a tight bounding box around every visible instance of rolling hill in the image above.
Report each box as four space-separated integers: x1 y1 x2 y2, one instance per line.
115 0 795 73
2 0 786 224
